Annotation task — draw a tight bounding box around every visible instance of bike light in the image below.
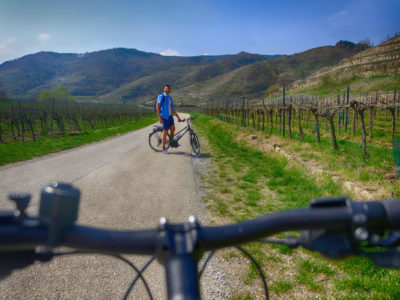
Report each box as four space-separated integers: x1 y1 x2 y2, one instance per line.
39 182 80 246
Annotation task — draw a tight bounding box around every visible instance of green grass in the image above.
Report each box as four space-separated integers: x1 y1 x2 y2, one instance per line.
291 74 400 97
288 125 393 181
270 280 294 294
192 113 400 298
195 115 342 211
0 116 157 165
214 109 396 186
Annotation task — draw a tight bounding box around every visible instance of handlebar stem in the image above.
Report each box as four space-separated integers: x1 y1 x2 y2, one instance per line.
156 217 202 300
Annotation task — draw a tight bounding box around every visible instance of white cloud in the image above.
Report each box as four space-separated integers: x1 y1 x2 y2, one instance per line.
38 33 50 41
328 10 349 22
160 49 180 56
202 52 209 56
0 37 17 55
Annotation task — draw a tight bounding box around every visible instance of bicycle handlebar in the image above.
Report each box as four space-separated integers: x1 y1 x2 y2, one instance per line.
1 200 396 253
2 183 400 299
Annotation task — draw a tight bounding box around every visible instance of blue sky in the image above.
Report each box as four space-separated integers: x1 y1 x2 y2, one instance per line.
0 0 399 64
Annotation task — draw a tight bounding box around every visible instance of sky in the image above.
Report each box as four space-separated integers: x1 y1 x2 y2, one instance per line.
0 0 399 64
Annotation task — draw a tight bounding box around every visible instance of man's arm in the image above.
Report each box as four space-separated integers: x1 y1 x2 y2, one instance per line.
173 109 182 122
156 103 163 124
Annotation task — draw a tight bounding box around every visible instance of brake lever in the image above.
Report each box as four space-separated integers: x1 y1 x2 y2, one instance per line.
358 232 400 268
259 235 300 249
360 249 400 268
300 230 357 259
377 232 400 247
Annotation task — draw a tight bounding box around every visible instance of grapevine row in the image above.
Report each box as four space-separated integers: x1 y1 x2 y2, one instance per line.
0 101 152 143
203 89 400 159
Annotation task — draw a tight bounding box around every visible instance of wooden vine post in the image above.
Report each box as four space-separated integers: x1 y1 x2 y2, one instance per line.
262 108 265 132
326 109 339 150
368 106 373 139
389 106 396 141
350 100 368 159
251 109 255 129
310 107 321 145
269 108 273 134
352 108 356 136
297 106 304 142
345 85 350 132
17 100 25 143
288 104 292 139
282 85 286 137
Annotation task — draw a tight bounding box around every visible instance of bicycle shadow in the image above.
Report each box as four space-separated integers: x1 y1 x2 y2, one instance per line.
168 151 213 158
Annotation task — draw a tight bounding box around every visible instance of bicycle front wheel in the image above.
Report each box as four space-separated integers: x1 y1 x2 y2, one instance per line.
149 131 169 152
190 132 200 155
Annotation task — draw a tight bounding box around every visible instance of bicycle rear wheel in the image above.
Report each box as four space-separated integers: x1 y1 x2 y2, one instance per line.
190 132 200 155
149 131 170 152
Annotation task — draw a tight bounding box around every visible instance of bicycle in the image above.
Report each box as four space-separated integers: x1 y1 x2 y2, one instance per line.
2 182 400 299
148 118 200 155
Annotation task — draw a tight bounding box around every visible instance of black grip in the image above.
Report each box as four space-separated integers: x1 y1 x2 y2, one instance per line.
382 199 400 229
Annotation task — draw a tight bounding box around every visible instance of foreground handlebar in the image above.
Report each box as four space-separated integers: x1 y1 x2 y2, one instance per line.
1 198 397 254
201 206 352 249
64 226 158 254
2 183 400 300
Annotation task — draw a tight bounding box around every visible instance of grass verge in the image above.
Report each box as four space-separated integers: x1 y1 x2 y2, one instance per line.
192 112 400 299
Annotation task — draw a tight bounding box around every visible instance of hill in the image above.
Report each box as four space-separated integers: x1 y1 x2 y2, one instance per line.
165 44 364 106
289 35 400 96
0 41 372 105
0 49 274 101
93 44 363 106
0 48 223 97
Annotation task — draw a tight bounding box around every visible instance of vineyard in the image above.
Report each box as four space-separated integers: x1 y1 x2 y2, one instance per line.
203 88 400 160
0 101 153 144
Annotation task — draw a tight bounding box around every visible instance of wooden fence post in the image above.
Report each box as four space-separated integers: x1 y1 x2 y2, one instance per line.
282 85 286 137
18 100 24 143
345 85 350 132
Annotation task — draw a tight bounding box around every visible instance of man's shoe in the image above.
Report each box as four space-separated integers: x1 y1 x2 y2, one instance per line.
170 140 179 148
162 149 169 154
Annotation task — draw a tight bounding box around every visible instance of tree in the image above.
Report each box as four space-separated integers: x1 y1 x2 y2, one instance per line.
335 40 355 49
39 90 52 102
355 38 372 52
358 38 372 47
277 72 293 88
39 86 75 102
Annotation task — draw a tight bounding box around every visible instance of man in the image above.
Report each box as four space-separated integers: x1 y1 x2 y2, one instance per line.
156 84 182 154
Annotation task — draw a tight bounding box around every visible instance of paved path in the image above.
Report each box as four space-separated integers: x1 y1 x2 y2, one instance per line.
0 114 209 299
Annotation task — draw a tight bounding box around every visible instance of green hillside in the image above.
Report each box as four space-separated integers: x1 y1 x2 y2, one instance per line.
166 44 364 105
0 40 373 105
288 35 400 96
0 49 273 101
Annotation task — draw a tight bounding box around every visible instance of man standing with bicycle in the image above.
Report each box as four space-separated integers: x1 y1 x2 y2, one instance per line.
156 84 182 154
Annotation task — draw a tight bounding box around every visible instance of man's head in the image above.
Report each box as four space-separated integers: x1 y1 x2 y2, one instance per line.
164 84 171 95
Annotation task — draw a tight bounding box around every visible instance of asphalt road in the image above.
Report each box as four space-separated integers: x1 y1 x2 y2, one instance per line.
0 114 211 299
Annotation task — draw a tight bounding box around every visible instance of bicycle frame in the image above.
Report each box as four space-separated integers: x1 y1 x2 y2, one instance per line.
171 120 193 143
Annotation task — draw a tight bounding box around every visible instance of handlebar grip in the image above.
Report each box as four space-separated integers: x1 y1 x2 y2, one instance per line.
382 199 400 229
